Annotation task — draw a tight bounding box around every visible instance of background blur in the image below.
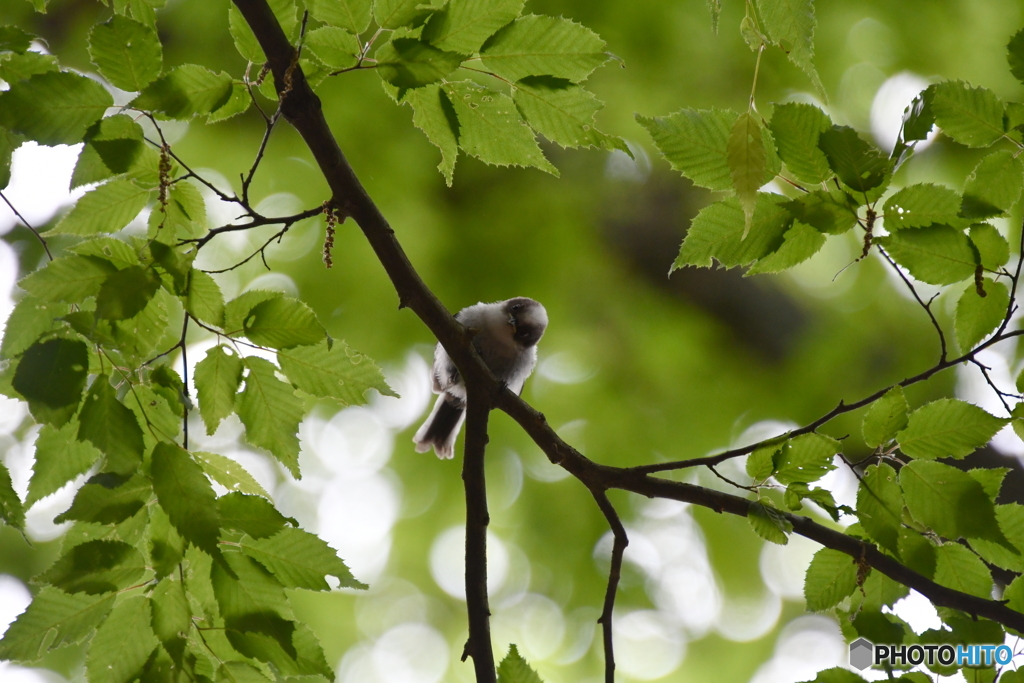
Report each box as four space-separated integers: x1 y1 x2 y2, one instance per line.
2 0 1024 681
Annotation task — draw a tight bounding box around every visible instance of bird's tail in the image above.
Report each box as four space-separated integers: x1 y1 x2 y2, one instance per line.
413 393 466 459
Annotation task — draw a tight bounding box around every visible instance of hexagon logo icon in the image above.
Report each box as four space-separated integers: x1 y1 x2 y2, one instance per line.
849 638 873 670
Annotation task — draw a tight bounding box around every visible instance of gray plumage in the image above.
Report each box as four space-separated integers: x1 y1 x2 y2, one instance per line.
413 297 548 459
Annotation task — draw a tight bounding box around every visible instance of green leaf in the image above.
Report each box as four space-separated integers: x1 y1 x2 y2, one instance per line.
376 37 465 90
374 0 436 29
85 595 158 683
801 669 868 683
1009 28 1024 86
403 84 459 185
423 0 523 55
131 65 234 119
195 452 270 499
497 644 544 683
746 440 783 480
856 463 903 555
955 279 1008 351
781 190 857 235
211 551 291 621
876 225 977 286
194 346 243 435
862 386 909 448
747 220 825 274
817 125 889 193
897 398 1007 460
208 80 252 123
674 193 792 269
479 14 607 84
757 0 824 98
0 25 35 53
55 472 152 524
219 492 292 539
305 26 360 70
970 468 1009 503
773 433 838 485
804 548 858 611
748 500 791 544
897 528 936 578
728 111 767 236
512 77 627 153
88 15 162 91
882 183 963 230
238 357 304 477
19 255 117 304
768 102 832 184
901 460 1008 547
933 542 992 598
1 296 69 358
53 179 152 236
961 150 1024 219
636 108 736 191
0 587 115 662
68 236 140 269
26 421 102 506
0 71 112 145
0 51 59 85
930 81 1005 148
148 504 186 579
151 442 221 557
78 375 145 475
0 462 25 532
36 539 147 594
150 576 191 644
94 265 161 321
853 570 908 613
71 114 148 189
227 5 265 63
241 527 364 591
442 80 557 174
306 0 371 33
217 661 274 683
225 290 282 335
151 180 207 240
13 338 89 426
277 339 396 404
242 296 326 349
185 270 225 327
0 126 21 191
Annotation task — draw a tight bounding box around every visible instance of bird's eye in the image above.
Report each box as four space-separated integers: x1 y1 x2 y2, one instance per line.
510 303 521 312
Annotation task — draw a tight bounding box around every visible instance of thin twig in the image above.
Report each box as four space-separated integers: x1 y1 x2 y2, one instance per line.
877 246 947 362
0 190 52 260
592 490 627 683
183 206 322 249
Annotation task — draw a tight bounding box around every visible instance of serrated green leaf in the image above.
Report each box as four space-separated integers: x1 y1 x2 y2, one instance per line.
185 270 225 327
901 460 1008 548
817 125 889 193
131 65 233 119
746 440 783 480
748 500 791 544
55 472 152 524
53 179 152 236
0 462 24 531
0 126 21 191
219 492 291 539
853 569 908 613
955 279 1008 351
497 644 544 683
306 0 371 34
71 114 148 190
876 225 977 285
69 236 140 269
423 0 523 55
241 527 364 591
376 37 465 90
150 576 191 644
194 451 270 499
480 14 607 84
1 296 70 358
933 542 992 598
228 5 265 63
1009 28 1024 86
211 551 291 621
0 71 112 145
882 183 962 230
94 265 161 321
152 180 207 240
0 587 115 662
857 463 903 555
238 357 303 477
374 0 436 29
403 83 458 185
930 81 1005 148
305 26 360 70
18 255 118 304
781 190 857 235
757 0 824 98
13 338 88 426
225 290 281 335
194 345 243 436
26 421 102 507
277 339 395 404
78 375 144 475
85 595 158 683
773 433 838 485
242 296 325 349
768 102 832 184
217 661 274 683
862 386 909 448
747 220 825 274
512 77 627 153
674 193 792 269
961 150 1024 219
88 15 162 92
208 79 252 123
804 548 857 611
897 398 1007 460
151 443 221 557
0 51 58 85
36 539 147 594
0 25 35 53
728 111 766 235
442 80 556 174
636 108 736 191
108 286 175 363
148 504 185 580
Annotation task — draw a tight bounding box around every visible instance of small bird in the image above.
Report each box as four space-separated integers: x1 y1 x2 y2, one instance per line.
413 297 548 459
